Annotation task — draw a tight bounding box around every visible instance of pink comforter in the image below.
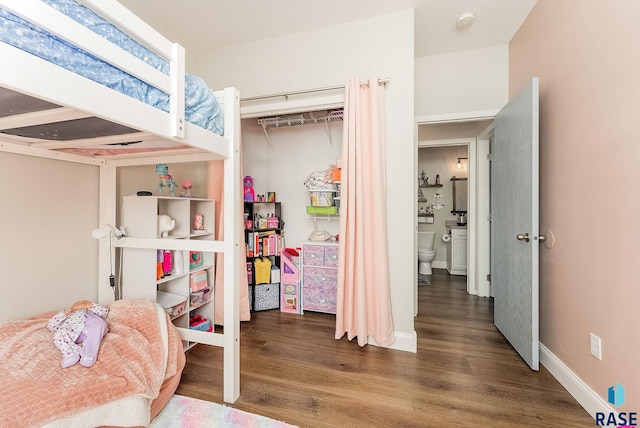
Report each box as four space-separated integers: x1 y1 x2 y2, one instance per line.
0 299 176 427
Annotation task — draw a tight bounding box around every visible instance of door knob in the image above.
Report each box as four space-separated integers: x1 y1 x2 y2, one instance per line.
516 233 530 242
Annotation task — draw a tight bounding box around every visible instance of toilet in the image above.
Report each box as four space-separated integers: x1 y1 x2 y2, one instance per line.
417 231 436 275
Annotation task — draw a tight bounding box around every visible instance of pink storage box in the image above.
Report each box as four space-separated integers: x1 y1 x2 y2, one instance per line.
280 250 300 284
190 270 207 292
267 217 279 228
189 314 212 332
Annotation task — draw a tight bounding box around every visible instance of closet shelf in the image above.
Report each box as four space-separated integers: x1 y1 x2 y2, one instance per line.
257 109 343 150
257 109 343 128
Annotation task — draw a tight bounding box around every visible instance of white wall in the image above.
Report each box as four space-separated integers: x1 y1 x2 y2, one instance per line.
241 118 342 249
415 45 509 117
198 10 417 350
0 152 99 321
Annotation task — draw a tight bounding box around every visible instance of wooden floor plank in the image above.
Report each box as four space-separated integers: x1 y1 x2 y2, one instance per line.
176 269 593 427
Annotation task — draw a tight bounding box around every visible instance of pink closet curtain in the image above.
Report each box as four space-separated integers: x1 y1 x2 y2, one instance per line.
208 161 251 325
335 77 394 347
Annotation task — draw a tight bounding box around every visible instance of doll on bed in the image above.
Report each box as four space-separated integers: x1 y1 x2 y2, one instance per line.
47 300 109 368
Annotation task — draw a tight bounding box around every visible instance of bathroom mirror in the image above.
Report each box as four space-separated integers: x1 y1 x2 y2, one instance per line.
451 177 467 214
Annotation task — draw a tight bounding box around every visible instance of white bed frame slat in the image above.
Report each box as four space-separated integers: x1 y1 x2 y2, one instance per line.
0 107 90 130
29 132 154 150
180 329 225 347
0 0 241 404
0 139 104 165
1 0 170 92
170 43 186 138
222 87 241 403
98 149 222 165
78 0 174 58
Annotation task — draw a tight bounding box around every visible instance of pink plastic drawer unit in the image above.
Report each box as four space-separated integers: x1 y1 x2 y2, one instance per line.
301 242 339 314
302 287 337 314
302 245 325 266
190 270 208 292
302 267 338 289
324 245 339 268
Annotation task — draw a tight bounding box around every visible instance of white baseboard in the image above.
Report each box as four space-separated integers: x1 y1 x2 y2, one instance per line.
539 343 611 419
368 330 417 353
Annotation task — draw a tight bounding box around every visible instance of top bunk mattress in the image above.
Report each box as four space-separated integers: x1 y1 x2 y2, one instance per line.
0 0 223 137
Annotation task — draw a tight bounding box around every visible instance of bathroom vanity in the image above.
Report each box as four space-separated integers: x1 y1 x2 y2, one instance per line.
446 221 468 276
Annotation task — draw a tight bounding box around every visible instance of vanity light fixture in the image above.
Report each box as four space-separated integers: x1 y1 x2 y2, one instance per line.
455 157 468 170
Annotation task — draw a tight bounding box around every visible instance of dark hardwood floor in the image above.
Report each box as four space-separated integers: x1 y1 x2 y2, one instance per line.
176 269 593 427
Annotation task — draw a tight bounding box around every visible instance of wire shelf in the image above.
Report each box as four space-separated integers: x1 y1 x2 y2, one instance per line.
257 109 343 128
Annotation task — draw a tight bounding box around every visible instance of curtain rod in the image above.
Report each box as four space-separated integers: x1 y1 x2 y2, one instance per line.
241 77 389 102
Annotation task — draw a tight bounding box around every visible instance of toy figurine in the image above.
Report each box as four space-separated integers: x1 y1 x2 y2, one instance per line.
419 170 429 186
244 176 255 202
157 214 176 237
47 300 109 368
180 180 193 198
156 163 176 196
194 213 205 231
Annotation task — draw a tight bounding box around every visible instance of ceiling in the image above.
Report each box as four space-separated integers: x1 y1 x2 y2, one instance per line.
117 0 537 58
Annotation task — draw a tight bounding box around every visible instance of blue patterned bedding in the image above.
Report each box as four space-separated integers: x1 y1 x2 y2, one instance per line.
0 0 223 135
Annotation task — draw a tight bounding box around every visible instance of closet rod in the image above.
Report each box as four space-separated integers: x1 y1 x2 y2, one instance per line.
242 77 389 102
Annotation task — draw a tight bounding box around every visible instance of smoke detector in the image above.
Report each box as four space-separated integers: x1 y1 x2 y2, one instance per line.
456 12 475 29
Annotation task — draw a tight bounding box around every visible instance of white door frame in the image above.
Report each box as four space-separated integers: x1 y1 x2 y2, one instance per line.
414 110 498 314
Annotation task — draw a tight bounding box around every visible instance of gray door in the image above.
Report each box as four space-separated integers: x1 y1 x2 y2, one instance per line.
491 78 540 370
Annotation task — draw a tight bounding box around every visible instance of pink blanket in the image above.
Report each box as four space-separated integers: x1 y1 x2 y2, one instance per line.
0 299 175 427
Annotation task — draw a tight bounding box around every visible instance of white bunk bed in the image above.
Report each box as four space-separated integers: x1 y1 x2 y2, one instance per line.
0 0 241 414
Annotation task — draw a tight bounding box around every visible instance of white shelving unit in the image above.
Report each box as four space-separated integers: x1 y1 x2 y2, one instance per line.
121 195 216 350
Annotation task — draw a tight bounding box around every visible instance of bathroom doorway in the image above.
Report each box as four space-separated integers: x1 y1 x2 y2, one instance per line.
417 143 469 279
415 117 493 313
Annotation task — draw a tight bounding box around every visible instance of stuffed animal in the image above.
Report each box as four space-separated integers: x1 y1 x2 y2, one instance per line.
47 300 109 368
156 163 176 196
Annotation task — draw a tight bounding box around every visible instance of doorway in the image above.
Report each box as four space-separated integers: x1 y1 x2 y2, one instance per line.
414 116 495 314
417 143 469 279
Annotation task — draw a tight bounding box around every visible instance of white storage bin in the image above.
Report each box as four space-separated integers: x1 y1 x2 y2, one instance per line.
157 291 187 318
